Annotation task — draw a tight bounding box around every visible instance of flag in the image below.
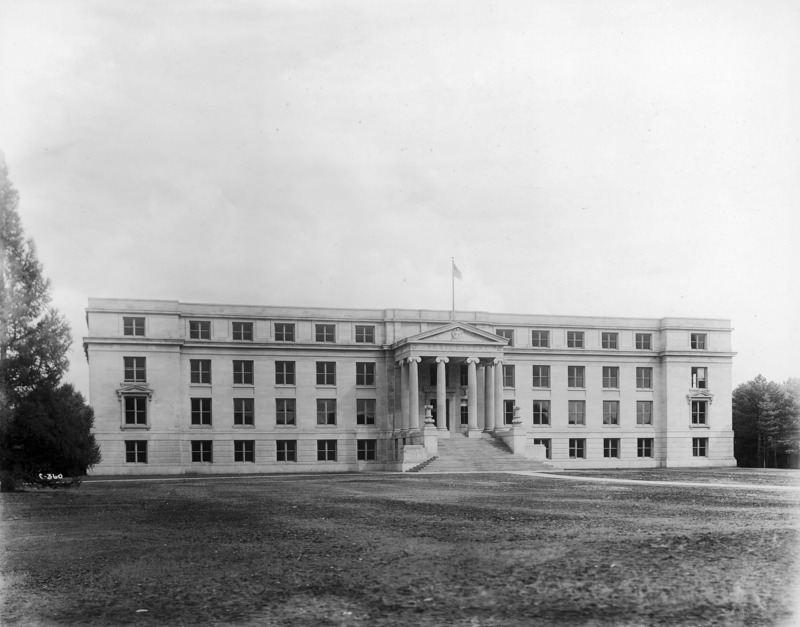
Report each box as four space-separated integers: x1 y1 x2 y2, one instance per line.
452 261 462 281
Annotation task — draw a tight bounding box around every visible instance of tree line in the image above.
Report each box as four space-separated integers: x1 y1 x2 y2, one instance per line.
733 375 800 468
0 157 100 491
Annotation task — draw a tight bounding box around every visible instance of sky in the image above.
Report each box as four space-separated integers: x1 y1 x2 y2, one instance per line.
1 0 798 398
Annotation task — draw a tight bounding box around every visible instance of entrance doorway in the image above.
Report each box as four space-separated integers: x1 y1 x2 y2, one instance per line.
429 398 451 429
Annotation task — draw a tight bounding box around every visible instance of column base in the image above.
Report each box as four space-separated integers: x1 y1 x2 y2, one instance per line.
466 428 483 439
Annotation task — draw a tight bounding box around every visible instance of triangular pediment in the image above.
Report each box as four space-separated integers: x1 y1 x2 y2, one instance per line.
686 389 715 404
116 382 154 399
396 322 508 347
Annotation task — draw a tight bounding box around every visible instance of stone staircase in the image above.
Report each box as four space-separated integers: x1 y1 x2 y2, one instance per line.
409 434 558 473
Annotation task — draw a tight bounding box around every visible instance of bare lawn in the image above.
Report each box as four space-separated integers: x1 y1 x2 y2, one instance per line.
1 469 798 626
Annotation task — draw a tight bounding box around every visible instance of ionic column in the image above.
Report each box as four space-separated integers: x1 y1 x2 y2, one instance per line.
494 358 504 430
436 357 449 431
408 356 421 431
399 359 408 432
484 360 495 432
466 357 480 436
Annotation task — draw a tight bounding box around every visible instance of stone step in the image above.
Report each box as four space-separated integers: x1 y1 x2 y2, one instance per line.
414 434 557 473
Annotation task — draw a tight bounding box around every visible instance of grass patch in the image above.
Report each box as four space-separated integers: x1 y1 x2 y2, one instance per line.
2 472 798 626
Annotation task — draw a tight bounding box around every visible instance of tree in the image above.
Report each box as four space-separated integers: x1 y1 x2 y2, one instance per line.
1 384 100 486
0 155 98 490
733 375 800 468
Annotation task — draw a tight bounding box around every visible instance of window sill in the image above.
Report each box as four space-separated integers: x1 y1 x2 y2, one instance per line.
120 424 150 430
316 424 338 428
532 424 551 428
233 424 255 429
276 424 297 428
190 383 212 387
356 385 377 389
190 424 213 429
602 424 621 428
233 384 255 388
636 424 654 428
567 424 586 428
356 424 377 428
691 424 710 429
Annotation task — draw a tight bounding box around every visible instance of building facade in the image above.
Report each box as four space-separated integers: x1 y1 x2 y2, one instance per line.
84 298 736 475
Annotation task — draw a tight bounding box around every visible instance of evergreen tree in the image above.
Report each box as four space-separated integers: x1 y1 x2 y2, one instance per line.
733 375 800 468
0 156 98 490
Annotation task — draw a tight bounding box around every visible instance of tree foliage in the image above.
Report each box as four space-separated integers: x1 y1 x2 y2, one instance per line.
733 375 800 468
1 156 99 490
0 383 101 486
1 159 71 407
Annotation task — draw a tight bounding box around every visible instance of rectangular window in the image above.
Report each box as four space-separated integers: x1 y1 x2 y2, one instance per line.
635 333 652 350
460 402 469 425
317 399 336 425
191 398 212 425
276 440 297 462
532 365 550 388
603 400 620 425
691 333 707 349
503 365 515 388
532 400 550 426
636 367 653 389
276 398 296 425
189 320 211 340
533 438 551 459
356 362 376 386
567 331 584 348
275 323 295 342
692 400 708 425
568 366 585 388
191 440 212 462
233 398 254 426
637 401 653 425
315 324 335 343
569 438 586 459
233 360 254 385
637 438 654 458
275 361 295 385
357 439 377 461
124 357 146 382
602 366 619 389
459 364 468 387
125 440 147 463
504 399 515 425
317 440 337 461
604 438 620 458
568 400 586 425
355 325 375 343
124 397 147 425
691 367 707 389
531 330 549 348
693 437 708 457
234 440 255 462
190 359 211 384
123 317 145 336
232 321 253 341
601 332 618 349
357 399 376 425
316 362 336 386
496 329 514 346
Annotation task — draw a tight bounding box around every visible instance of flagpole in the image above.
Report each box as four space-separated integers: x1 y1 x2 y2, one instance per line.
451 258 455 320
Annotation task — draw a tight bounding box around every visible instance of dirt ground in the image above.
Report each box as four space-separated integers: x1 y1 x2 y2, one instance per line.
1 469 798 626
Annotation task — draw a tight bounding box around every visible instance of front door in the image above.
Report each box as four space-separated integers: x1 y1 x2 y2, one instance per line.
430 398 451 429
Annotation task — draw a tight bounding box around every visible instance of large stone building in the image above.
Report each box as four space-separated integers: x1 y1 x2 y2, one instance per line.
83 298 736 475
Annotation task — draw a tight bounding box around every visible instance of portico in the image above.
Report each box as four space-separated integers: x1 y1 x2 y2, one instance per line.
393 322 508 438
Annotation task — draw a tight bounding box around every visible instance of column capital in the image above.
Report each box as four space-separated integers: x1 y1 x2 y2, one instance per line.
396 358 406 367
435 356 449 364
407 356 422 364
492 357 503 366
466 356 480 365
